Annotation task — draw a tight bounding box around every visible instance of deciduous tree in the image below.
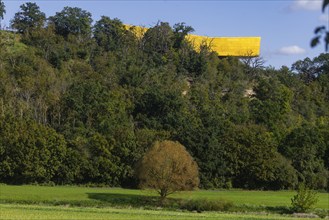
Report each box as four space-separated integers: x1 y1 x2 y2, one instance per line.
136 140 199 199
93 16 127 52
49 6 92 38
11 2 45 34
279 124 328 189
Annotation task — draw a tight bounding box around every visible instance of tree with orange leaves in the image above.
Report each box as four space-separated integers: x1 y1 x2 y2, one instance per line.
136 140 199 200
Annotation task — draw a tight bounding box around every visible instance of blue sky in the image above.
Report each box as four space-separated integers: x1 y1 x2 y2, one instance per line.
1 0 328 69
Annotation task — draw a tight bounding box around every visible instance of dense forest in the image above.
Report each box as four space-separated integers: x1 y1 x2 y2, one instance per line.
0 2 328 190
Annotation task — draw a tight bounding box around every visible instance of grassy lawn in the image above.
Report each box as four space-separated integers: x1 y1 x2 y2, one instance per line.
0 185 328 209
172 189 329 208
0 185 328 219
0 204 323 220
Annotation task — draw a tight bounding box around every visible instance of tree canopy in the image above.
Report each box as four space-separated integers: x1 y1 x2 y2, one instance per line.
11 2 45 33
49 6 92 38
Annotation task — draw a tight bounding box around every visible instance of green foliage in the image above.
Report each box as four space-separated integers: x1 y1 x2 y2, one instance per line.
143 22 174 55
0 115 68 184
93 16 133 52
142 22 175 66
49 6 92 38
229 125 297 190
279 124 328 189
173 22 194 49
250 78 293 129
11 2 45 34
180 199 233 212
268 154 298 190
315 209 328 219
291 184 319 213
292 54 329 84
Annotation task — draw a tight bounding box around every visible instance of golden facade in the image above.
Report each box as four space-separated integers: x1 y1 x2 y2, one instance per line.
126 25 261 57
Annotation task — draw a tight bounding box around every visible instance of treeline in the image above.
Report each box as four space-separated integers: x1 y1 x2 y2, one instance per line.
0 2 328 190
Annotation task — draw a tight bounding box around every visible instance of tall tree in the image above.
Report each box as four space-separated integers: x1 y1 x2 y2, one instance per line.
173 22 194 49
93 16 127 52
292 53 329 84
11 2 45 34
0 115 68 184
142 22 175 65
249 78 293 130
279 124 328 189
49 6 92 38
0 0 5 23
230 124 297 190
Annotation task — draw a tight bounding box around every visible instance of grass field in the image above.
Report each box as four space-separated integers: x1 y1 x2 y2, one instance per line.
0 185 328 219
0 203 324 220
1 185 328 209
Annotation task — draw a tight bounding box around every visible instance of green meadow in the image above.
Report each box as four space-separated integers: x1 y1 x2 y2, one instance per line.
1 185 328 208
0 185 328 219
0 204 323 220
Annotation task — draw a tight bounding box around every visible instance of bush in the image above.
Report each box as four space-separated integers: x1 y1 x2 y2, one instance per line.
136 140 199 199
314 209 328 219
180 199 234 212
291 184 318 213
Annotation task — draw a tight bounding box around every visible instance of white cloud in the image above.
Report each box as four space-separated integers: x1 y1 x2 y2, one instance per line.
319 14 329 22
277 45 306 55
290 0 322 11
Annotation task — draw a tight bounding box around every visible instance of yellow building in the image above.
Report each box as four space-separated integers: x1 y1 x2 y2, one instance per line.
187 35 261 57
126 25 261 57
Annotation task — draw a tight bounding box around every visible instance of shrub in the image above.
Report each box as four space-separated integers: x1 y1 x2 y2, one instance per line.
180 199 234 212
314 209 328 219
291 184 319 213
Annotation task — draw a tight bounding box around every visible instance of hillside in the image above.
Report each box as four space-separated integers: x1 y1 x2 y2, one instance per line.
0 3 328 190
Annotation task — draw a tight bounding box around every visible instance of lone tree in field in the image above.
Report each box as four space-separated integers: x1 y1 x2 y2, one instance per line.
136 140 199 199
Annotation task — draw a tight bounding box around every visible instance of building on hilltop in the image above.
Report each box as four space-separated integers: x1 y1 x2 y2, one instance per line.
126 24 261 57
187 35 261 57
